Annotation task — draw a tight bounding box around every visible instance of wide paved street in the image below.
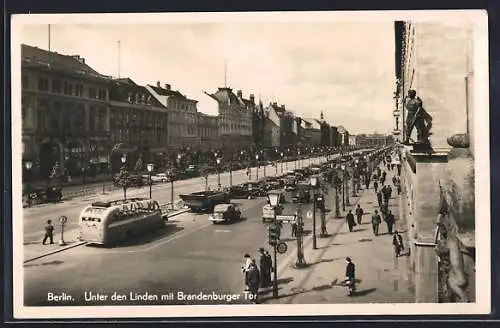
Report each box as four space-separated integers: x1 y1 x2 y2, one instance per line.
22 157 327 244
23 188 328 306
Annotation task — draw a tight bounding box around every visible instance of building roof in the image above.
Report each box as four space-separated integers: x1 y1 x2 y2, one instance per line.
205 87 246 107
109 78 163 107
337 125 347 134
148 84 189 100
302 118 321 130
21 44 108 79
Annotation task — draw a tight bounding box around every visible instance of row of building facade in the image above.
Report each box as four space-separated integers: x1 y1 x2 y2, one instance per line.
20 44 361 177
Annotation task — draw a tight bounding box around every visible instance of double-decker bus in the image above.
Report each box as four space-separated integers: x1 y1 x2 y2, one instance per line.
78 198 164 246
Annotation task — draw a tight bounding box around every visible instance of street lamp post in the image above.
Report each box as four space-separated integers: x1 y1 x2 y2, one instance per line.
24 161 33 207
121 155 127 200
171 154 181 210
294 203 307 268
341 165 346 212
261 150 266 178
333 164 341 218
280 152 284 174
267 192 280 298
216 157 221 188
310 176 318 250
147 163 154 199
255 154 259 181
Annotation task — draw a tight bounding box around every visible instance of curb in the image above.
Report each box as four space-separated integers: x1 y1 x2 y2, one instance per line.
24 208 190 264
23 241 87 264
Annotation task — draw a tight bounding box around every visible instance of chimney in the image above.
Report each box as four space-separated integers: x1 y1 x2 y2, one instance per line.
156 81 161 87
249 94 255 102
237 90 242 98
165 84 171 90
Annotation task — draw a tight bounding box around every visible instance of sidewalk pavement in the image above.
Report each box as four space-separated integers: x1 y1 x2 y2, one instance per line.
22 205 190 263
262 166 414 304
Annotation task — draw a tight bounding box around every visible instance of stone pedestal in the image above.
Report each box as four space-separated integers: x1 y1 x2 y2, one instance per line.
401 146 449 302
414 234 439 303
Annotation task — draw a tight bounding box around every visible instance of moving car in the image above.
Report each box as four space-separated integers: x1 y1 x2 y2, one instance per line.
179 190 229 212
209 203 242 224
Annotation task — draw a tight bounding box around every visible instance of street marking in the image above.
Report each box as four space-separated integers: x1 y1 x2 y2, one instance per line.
214 229 231 233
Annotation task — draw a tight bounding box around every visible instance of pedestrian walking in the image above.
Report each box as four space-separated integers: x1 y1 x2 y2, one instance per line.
247 259 261 303
373 180 379 193
392 231 405 257
258 248 271 288
291 221 297 237
42 219 54 245
345 257 356 296
264 250 273 286
385 210 395 234
382 185 390 205
376 189 383 208
355 204 364 225
346 210 356 232
241 253 253 288
371 210 382 236
365 174 370 190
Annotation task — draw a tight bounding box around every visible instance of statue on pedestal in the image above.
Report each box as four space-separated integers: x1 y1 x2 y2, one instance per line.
403 90 433 146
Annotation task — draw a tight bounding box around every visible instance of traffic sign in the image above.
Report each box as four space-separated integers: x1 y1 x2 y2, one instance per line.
277 242 288 254
306 211 313 219
276 215 296 223
59 215 68 225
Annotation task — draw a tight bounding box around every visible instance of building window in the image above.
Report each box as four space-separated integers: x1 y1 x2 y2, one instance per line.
22 75 29 89
52 80 62 94
75 84 84 97
98 89 106 100
89 87 97 99
38 78 49 92
64 82 73 95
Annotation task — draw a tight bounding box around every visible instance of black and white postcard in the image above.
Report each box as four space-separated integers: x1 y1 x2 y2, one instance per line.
10 10 490 318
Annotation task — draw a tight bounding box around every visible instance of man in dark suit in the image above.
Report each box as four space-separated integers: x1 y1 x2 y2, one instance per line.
345 257 356 295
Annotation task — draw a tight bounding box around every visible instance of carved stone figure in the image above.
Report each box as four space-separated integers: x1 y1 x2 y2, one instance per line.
404 89 433 144
435 211 469 302
434 134 475 303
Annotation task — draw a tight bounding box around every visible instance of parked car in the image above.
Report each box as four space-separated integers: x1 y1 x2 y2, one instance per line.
209 203 242 224
185 165 200 178
151 173 169 183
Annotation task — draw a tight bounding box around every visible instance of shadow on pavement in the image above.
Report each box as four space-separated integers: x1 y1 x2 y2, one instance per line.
351 288 377 297
24 260 65 268
306 257 340 266
260 277 369 302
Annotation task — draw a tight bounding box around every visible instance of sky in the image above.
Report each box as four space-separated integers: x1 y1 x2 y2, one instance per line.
18 14 397 135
